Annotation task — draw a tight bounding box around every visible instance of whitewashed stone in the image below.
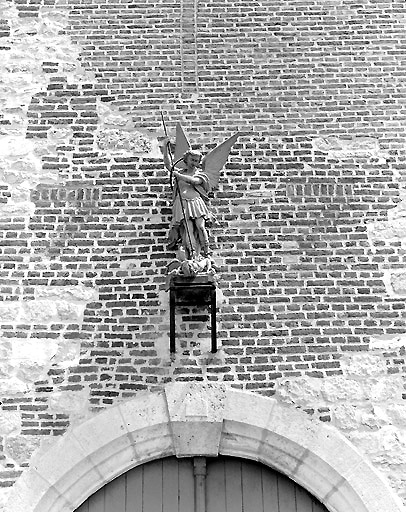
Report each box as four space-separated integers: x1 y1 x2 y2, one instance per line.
13 338 59 383
11 18 39 37
386 404 406 428
349 427 406 466
0 302 21 323
276 376 323 406
48 389 89 418
55 301 84 322
9 155 42 175
377 427 406 465
359 408 388 430
5 436 42 465
11 184 31 203
341 353 387 377
369 377 404 401
0 488 11 512
280 241 300 251
0 412 21 436
0 201 35 219
370 334 406 350
103 113 130 128
388 200 406 221
313 136 389 163
0 137 34 158
0 377 29 394
35 285 98 302
322 376 365 402
368 218 406 242
387 472 406 503
96 128 152 154
372 405 391 424
53 340 81 370
332 403 361 430
22 300 58 323
281 253 301 265
0 337 81 393
47 126 73 143
387 271 406 297
14 287 98 324
39 8 70 35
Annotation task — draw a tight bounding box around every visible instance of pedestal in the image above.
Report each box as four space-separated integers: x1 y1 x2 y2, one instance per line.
169 275 217 353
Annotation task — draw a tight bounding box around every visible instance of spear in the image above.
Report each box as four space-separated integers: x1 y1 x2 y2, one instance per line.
160 112 195 258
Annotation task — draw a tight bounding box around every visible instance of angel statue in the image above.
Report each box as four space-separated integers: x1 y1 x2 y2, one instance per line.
160 122 243 270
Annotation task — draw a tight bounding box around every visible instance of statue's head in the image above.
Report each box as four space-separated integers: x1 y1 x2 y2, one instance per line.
183 149 202 168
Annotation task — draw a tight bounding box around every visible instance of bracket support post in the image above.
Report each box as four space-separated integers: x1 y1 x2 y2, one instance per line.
169 275 217 354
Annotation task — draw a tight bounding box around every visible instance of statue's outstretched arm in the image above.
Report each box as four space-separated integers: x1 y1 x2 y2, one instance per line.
173 170 203 186
159 137 173 172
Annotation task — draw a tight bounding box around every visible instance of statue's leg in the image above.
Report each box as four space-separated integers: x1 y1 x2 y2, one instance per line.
183 219 198 257
195 217 210 256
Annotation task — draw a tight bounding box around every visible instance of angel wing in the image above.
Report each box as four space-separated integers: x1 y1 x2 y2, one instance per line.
201 132 244 189
173 122 191 169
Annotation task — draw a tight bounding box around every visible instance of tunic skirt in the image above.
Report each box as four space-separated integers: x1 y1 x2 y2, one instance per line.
172 195 210 225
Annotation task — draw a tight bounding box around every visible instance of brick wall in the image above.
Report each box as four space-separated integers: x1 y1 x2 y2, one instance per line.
1 0 406 506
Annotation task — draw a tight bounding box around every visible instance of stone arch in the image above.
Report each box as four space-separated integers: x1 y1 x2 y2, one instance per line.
6 383 404 512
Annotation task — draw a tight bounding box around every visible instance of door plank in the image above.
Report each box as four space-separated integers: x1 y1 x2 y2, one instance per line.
126 466 143 512
262 464 279 512
76 501 89 512
143 459 163 512
295 486 313 512
224 458 242 512
241 460 264 512
104 474 126 512
178 458 194 512
206 458 226 512
277 475 296 512
163 457 180 512
313 500 329 512
88 486 105 512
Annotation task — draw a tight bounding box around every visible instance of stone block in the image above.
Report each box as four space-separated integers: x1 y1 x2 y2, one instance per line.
21 300 57 323
0 303 21 323
223 388 276 430
0 411 21 436
165 382 226 456
322 376 365 402
118 390 168 431
48 389 89 418
313 136 388 163
277 376 323 406
35 285 98 302
369 377 404 401
5 436 41 465
6 469 72 512
341 353 387 377
341 458 405 512
96 128 152 154
386 404 406 428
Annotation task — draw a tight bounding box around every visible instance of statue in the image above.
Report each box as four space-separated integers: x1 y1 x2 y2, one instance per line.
160 121 243 278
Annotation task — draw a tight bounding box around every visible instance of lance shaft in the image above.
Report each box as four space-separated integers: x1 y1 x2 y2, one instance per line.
160 112 195 259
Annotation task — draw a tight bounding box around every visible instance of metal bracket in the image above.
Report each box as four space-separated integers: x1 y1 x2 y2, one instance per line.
169 275 217 353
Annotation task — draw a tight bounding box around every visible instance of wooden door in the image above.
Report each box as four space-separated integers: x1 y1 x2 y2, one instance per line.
75 456 328 512
205 458 327 512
